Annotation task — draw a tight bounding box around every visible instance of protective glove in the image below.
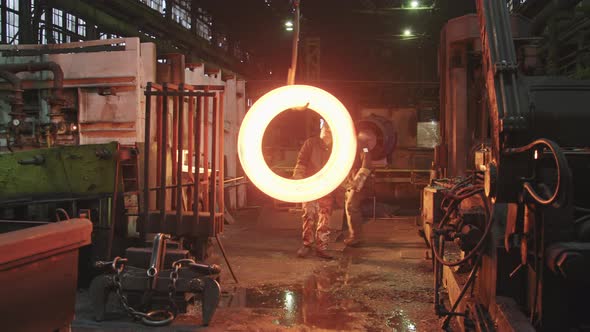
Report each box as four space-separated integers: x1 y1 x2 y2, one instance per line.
292 167 305 179
352 167 371 192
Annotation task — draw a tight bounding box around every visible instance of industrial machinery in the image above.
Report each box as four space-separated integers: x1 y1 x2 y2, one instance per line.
421 1 590 331
0 38 244 326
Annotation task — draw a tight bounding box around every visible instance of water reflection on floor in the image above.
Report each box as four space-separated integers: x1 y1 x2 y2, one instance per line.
221 278 359 329
386 309 418 331
220 250 420 331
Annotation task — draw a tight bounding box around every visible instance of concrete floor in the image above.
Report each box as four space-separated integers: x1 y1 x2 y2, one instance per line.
73 203 441 331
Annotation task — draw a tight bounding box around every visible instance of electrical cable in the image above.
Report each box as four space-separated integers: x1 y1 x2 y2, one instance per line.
441 252 484 329
437 186 484 231
439 177 475 211
574 214 590 225
432 192 492 267
440 186 483 213
55 208 70 221
504 139 570 207
451 176 474 191
575 206 590 214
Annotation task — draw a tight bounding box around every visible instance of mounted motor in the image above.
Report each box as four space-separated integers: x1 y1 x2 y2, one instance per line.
356 114 397 162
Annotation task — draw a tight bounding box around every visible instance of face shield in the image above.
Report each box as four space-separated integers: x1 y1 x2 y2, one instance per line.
320 122 332 145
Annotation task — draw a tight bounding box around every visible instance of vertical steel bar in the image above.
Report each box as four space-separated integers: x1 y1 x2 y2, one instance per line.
107 148 120 259
142 82 152 240
203 91 210 211
218 92 225 222
172 92 179 209
215 234 239 284
209 96 218 228
156 95 163 209
187 93 195 212
159 83 169 224
176 84 185 225
194 96 202 225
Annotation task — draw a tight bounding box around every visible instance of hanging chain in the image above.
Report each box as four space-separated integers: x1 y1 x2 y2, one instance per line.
168 258 197 313
168 262 180 313
97 256 183 326
111 257 150 320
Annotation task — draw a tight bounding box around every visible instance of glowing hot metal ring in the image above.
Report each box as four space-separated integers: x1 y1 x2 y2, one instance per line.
238 85 357 203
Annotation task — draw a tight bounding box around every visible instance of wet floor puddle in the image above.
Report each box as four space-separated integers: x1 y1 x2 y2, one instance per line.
220 277 421 330
385 309 418 332
220 269 371 329
221 285 363 329
219 251 424 330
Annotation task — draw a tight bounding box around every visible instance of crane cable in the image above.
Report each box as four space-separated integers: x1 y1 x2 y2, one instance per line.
287 0 301 85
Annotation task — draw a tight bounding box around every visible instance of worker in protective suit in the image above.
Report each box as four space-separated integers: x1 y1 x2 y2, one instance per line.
292 122 335 259
341 129 374 247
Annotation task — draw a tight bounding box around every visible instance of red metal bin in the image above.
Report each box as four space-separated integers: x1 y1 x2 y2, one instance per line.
0 219 92 332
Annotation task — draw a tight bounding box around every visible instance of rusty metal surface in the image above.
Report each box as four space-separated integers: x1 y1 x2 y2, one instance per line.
0 76 137 90
141 82 225 243
0 219 92 332
0 218 92 268
141 211 223 237
0 142 119 202
491 296 535 332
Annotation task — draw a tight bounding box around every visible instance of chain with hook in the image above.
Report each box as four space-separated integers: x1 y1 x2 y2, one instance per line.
111 257 150 320
91 255 184 326
168 262 180 314
107 257 175 326
167 258 197 313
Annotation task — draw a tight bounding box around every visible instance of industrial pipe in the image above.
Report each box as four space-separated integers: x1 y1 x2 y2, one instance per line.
531 0 582 35
0 62 65 124
0 71 24 122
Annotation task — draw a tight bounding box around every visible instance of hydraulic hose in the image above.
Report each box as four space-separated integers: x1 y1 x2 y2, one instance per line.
504 138 570 207
432 192 492 267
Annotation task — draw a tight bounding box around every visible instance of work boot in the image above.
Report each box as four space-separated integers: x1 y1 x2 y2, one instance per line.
315 248 334 260
344 237 362 247
297 245 312 258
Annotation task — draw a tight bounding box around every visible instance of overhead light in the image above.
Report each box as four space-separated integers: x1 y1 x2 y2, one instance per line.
410 0 419 8
285 21 294 31
403 28 412 36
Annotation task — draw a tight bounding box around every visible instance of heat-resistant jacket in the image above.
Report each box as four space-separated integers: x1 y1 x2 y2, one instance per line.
292 136 331 179
293 136 372 191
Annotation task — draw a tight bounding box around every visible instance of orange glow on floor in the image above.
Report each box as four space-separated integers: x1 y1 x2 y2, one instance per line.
238 85 357 203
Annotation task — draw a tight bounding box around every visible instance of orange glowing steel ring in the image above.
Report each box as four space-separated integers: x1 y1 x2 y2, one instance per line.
238 85 357 203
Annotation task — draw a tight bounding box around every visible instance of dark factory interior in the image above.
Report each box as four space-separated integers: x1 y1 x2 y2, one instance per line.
1 0 590 331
